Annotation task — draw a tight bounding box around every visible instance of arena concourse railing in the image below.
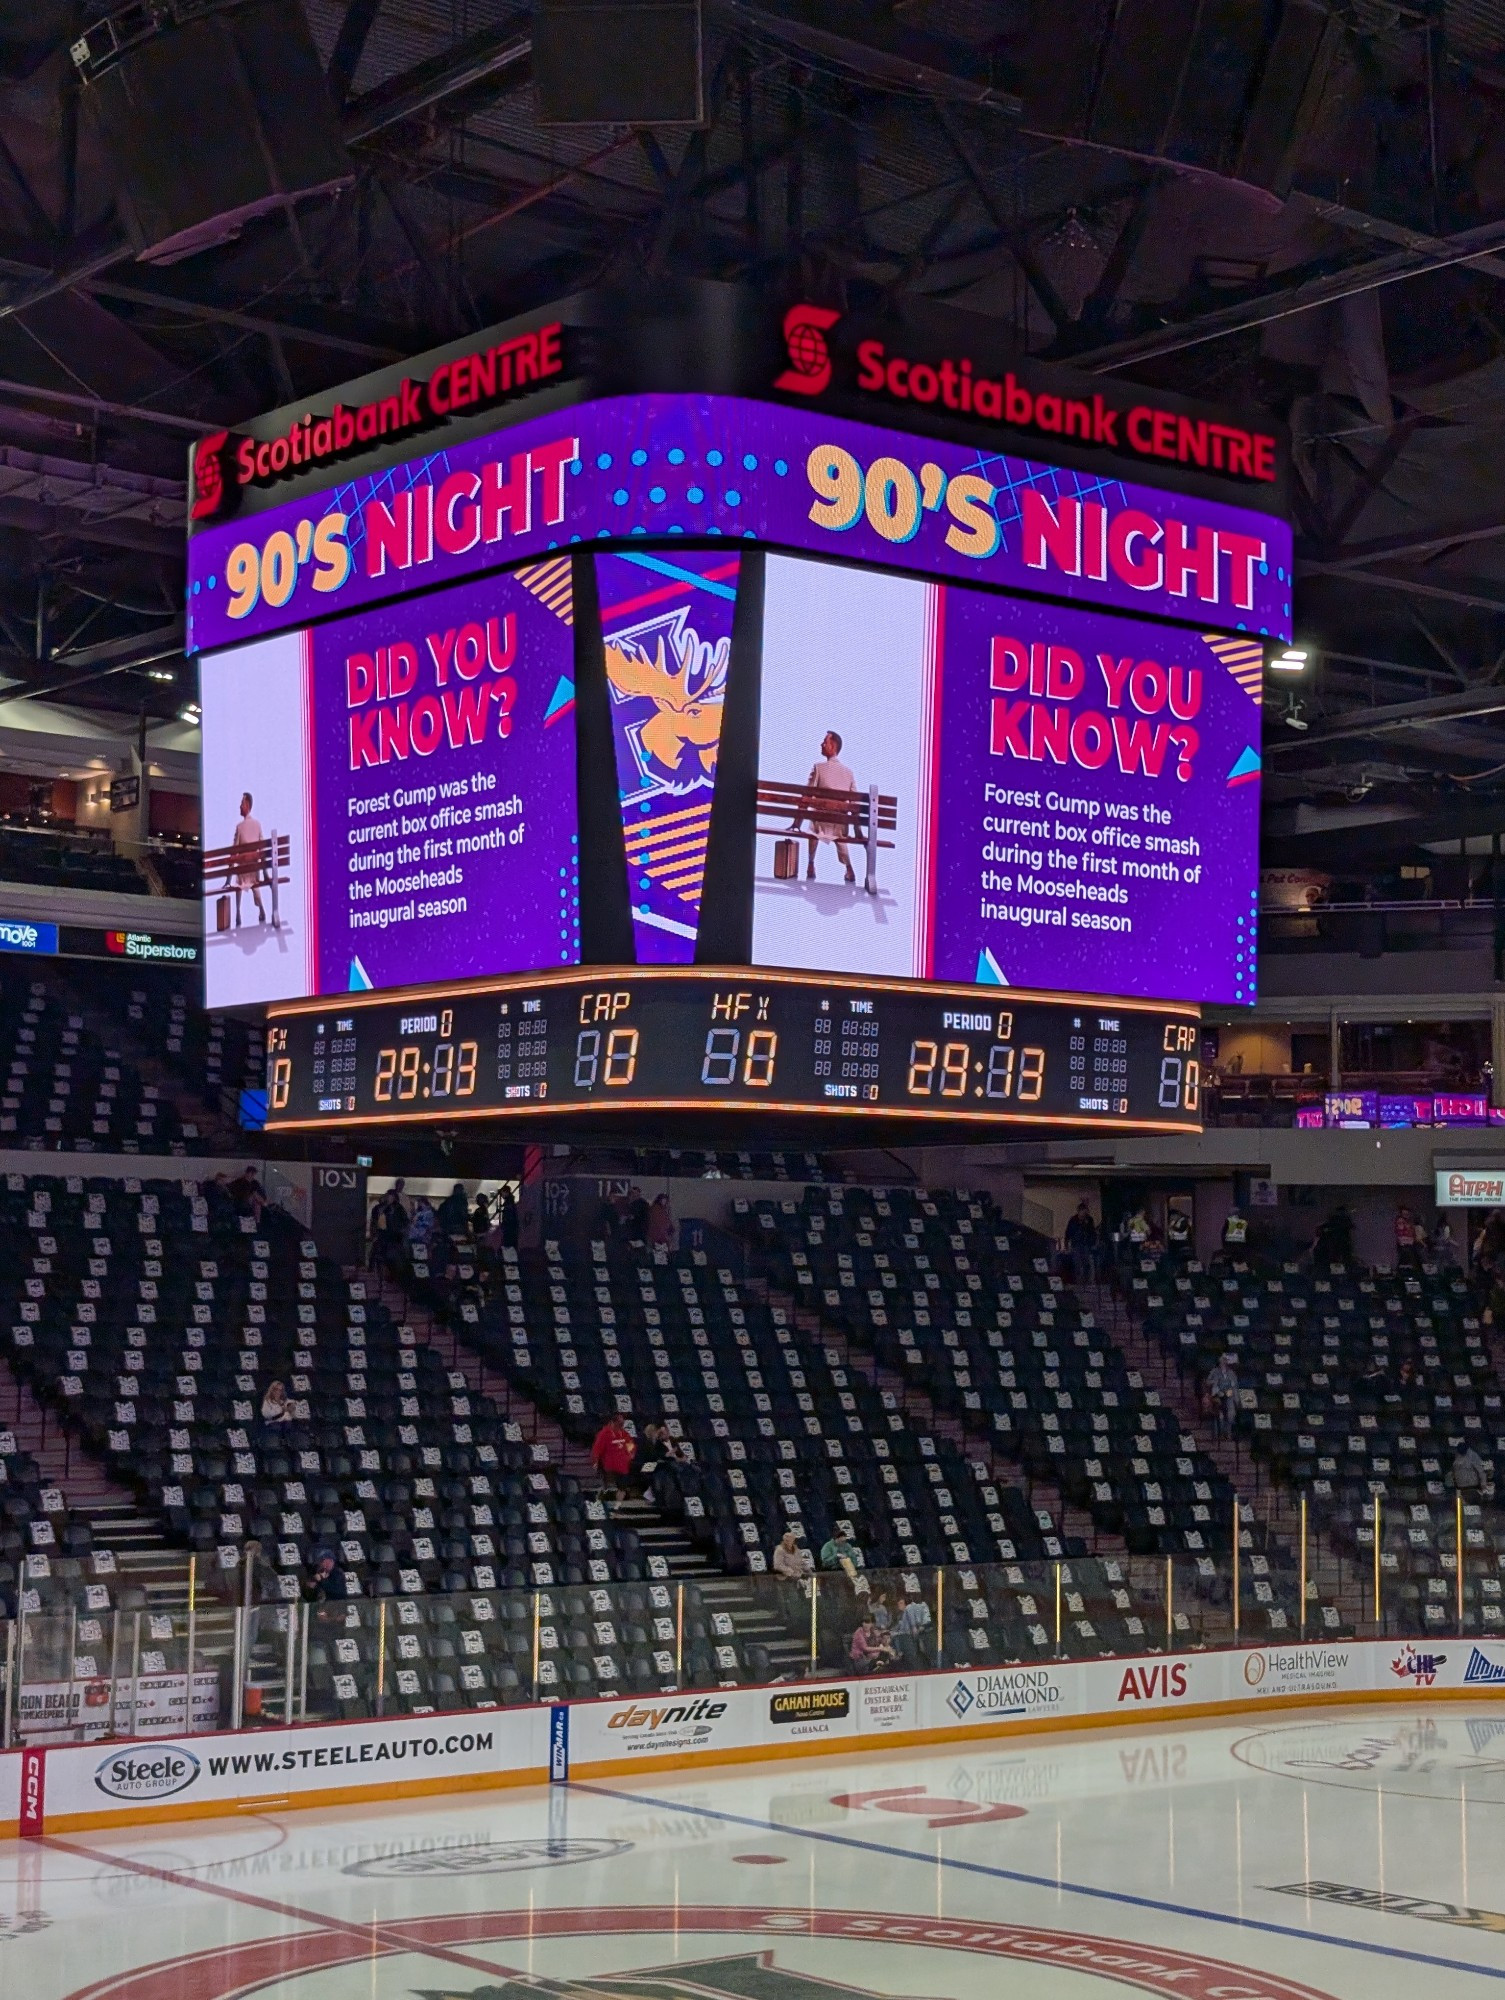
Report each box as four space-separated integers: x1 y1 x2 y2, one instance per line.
2 1492 1499 1747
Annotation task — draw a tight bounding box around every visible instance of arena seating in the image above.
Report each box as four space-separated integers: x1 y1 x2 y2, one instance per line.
732 1186 1359 1644
0 824 145 896
1133 1248 1505 1636
0 1171 779 1714
0 976 184 1151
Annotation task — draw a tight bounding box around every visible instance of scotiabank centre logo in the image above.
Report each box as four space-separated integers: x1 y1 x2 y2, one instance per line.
774 304 840 396
95 1744 200 1800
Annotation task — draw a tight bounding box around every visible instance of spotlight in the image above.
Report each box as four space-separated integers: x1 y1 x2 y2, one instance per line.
178 703 201 724
1269 645 1310 675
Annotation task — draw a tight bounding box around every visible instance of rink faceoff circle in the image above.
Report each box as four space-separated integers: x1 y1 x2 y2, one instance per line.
62 1900 1344 2000
1233 1713 1505 1804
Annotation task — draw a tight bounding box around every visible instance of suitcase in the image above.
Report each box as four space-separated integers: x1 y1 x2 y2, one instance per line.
774 838 800 880
216 895 232 932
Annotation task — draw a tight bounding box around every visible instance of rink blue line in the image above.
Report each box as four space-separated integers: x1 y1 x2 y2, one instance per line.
578 1782 1505 1982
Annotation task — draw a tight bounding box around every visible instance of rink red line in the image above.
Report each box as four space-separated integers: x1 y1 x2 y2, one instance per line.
44 1831 524 1994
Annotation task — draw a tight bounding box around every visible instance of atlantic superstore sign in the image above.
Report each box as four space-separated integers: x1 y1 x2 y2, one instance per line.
186 283 1286 532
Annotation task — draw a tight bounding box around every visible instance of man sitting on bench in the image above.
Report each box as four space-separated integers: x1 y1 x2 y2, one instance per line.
801 730 857 884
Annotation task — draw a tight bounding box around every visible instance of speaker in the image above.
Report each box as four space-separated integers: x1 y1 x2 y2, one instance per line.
534 0 705 125
76 0 352 264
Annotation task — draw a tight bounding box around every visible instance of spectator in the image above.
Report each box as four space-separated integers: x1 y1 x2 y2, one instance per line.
409 1197 436 1248
437 1182 468 1236
1394 1203 1420 1269
260 1379 293 1425
1431 1217 1457 1268
1063 1200 1098 1286
1222 1206 1248 1250
303 1550 346 1603
1166 1204 1192 1250
772 1527 813 1583
232 1165 265 1224
648 1193 675 1250
1312 1204 1354 1268
1205 1351 1239 1443
590 1413 637 1495
499 1187 520 1250
820 1522 868 1594
892 1594 935 1669
636 1420 684 1505
1453 1440 1495 1497
472 1191 491 1238
626 1186 650 1244
368 1181 409 1274
771 1527 813 1617
849 1612 895 1675
870 1586 894 1635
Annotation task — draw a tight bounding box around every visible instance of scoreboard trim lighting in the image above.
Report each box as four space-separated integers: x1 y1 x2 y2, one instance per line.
264 965 1201 1135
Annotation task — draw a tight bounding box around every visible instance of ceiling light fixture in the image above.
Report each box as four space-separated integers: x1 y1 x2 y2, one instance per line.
1269 646 1310 674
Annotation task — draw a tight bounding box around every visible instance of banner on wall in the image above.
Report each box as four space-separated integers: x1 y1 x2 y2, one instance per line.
17 1670 219 1744
596 550 740 963
200 562 579 1009
184 394 1293 657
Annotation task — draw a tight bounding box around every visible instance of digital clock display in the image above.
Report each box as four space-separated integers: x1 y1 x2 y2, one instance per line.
264 969 1200 1133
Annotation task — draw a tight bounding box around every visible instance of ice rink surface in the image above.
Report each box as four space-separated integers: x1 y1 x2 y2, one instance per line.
5 1705 1505 2000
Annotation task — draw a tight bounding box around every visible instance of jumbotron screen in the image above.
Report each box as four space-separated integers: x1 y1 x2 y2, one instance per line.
193 384 1282 1015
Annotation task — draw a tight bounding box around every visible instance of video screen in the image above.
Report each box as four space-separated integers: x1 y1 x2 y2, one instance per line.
596 549 739 964
200 562 579 1008
750 555 1260 1006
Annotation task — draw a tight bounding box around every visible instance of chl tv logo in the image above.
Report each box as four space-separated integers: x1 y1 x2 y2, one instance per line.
774 304 841 396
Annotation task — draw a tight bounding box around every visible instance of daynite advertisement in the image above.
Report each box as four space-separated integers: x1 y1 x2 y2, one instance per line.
752 557 1260 1005
200 563 578 1007
184 392 1292 655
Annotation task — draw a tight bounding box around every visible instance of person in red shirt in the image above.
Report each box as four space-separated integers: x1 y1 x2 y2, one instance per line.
591 1414 637 1494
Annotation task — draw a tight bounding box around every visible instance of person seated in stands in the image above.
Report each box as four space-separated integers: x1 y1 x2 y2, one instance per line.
303 1549 346 1603
849 1611 895 1675
232 1165 265 1224
636 1421 682 1506
820 1521 867 1592
1452 1438 1495 1497
260 1379 293 1425
891 1594 935 1669
771 1526 813 1616
437 1182 469 1236
591 1412 637 1496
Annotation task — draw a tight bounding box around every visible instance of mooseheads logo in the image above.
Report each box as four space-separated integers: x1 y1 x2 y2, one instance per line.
773 303 840 396
95 1744 201 1801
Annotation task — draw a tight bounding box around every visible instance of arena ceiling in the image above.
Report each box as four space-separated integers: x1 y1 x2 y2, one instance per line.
2 0 1505 873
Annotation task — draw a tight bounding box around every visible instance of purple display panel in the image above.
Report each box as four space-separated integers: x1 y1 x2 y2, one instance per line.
185 393 1292 655
201 562 578 1010
595 551 739 963
929 593 1263 1004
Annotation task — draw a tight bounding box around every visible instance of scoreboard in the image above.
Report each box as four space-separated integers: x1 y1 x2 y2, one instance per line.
264 968 1201 1133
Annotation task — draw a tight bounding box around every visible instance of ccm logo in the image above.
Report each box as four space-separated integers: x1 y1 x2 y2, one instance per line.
1116 1662 1188 1703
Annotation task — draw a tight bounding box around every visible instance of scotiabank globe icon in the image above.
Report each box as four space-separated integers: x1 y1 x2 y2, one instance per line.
95 1744 201 1800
